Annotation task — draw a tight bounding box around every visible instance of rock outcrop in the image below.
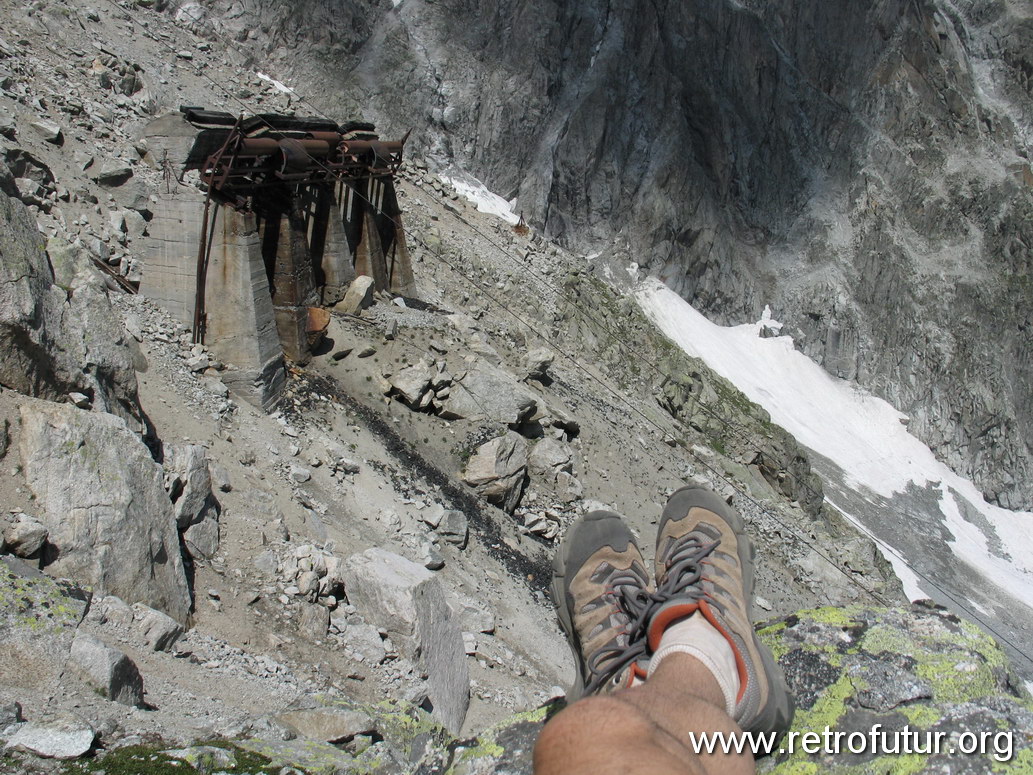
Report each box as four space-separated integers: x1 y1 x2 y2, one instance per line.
461 432 529 514
0 187 142 430
19 402 191 623
341 548 470 734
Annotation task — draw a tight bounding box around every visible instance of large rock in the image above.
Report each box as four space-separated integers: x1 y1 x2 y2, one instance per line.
2 513 48 558
388 362 433 406
334 275 375 315
462 431 528 513
0 190 142 429
133 603 184 652
444 604 1033 775
439 362 538 425
163 444 218 527
6 715 94 759
0 557 89 695
528 437 574 480
19 402 191 623
274 707 377 744
341 548 469 733
163 443 221 560
755 603 1033 774
90 159 133 186
68 631 144 707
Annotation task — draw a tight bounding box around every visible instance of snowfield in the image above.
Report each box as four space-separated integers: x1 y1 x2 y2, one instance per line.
440 171 520 225
635 279 1033 611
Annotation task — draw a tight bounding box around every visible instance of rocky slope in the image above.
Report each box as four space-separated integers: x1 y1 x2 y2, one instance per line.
177 0 1033 512
0 1 1029 773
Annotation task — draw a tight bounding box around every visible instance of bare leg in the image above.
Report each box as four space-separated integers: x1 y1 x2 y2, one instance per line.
533 653 754 775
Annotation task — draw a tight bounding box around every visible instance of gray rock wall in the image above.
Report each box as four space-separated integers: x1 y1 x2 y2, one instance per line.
0 184 142 430
19 401 192 623
180 0 1033 509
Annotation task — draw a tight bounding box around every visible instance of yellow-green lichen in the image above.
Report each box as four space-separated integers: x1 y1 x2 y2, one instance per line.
899 704 941 729
914 653 998 705
770 761 820 775
860 624 915 656
994 746 1033 774
792 674 854 738
759 622 791 662
804 605 863 629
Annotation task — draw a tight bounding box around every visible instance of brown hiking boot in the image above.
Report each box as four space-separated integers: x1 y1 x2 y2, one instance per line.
551 510 654 699
647 487 794 749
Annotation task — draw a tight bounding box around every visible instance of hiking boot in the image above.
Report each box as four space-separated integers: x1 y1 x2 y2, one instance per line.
551 510 654 699
647 487 794 746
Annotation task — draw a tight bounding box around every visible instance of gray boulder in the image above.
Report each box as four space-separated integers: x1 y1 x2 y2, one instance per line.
274 707 376 744
528 437 574 480
19 402 191 623
338 623 387 664
388 362 433 406
2 513 48 558
68 631 144 706
91 159 133 186
162 443 221 561
133 603 184 652
298 603 330 641
341 548 469 733
462 431 528 513
524 347 554 381
334 275 375 315
0 191 141 428
437 509 469 547
0 557 90 696
6 715 94 759
29 118 62 145
439 362 538 425
163 444 217 527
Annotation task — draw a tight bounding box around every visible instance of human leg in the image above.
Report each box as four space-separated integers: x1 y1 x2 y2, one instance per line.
534 652 753 775
534 488 794 774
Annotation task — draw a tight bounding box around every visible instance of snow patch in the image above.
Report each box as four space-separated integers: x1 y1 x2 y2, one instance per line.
256 72 295 95
635 279 1033 609
440 171 519 225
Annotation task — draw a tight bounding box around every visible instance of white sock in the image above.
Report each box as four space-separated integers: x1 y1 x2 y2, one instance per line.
647 613 740 716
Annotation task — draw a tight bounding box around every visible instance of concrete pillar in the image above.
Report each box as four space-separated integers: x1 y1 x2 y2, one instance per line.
378 179 416 298
141 188 285 411
346 177 416 299
202 207 286 411
302 183 354 306
262 202 318 365
141 186 204 325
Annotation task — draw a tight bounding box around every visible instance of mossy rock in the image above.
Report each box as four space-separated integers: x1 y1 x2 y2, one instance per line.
758 602 1033 774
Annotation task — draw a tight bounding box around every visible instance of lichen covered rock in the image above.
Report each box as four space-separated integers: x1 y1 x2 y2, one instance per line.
758 603 1033 774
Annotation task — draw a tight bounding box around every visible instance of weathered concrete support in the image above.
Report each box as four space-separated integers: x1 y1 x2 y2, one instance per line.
348 178 415 298
139 111 415 409
204 208 286 409
301 183 353 306
261 202 318 366
142 189 285 410
377 179 416 298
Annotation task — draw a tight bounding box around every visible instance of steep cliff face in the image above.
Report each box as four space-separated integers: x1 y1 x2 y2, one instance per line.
178 0 1032 509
